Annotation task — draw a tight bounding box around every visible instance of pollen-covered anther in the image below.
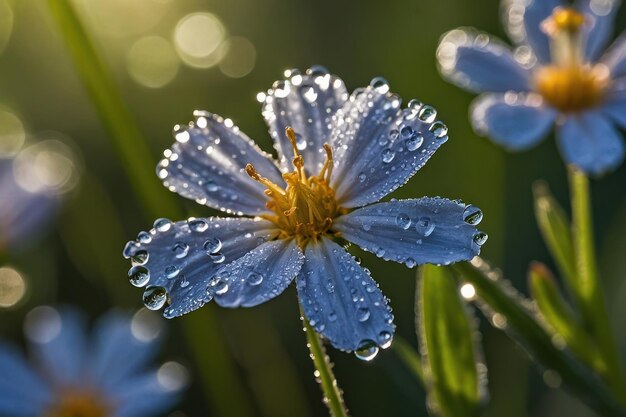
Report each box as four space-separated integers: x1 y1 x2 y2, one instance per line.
245 127 342 245
534 64 609 112
542 7 586 36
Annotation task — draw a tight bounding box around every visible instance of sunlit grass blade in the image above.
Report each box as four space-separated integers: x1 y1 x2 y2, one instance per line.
417 265 484 417
453 259 626 416
532 182 578 297
300 305 349 417
528 262 605 373
568 167 626 396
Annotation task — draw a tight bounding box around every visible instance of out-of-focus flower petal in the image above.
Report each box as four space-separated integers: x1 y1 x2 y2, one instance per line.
90 311 161 392
157 112 283 216
599 80 626 128
334 198 484 267
25 307 86 385
470 93 556 150
501 0 563 63
123 217 278 318
437 28 532 93
0 343 51 416
577 0 621 61
262 67 349 175
600 33 626 78
110 371 182 417
296 238 394 352
330 83 448 208
214 239 304 308
557 111 625 174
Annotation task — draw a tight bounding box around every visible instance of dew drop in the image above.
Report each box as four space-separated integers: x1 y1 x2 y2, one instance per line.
429 121 448 138
209 276 229 295
165 265 180 279
203 237 222 254
405 257 417 268
204 180 219 193
358 172 367 182
358 308 370 322
131 250 149 265
405 134 424 151
355 340 379 361
123 241 139 258
137 231 152 244
415 217 435 237
189 219 208 232
143 286 168 310
172 242 189 259
307 65 329 76
473 231 489 246
463 205 483 225
418 105 437 123
247 272 264 286
395 213 411 230
154 218 173 233
378 331 393 349
300 85 318 103
295 133 307 150
370 77 390 94
382 149 395 163
328 311 337 322
211 253 226 264
400 125 414 139
388 129 399 141
129 266 150 287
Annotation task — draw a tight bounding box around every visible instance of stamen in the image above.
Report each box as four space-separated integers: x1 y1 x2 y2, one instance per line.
319 143 334 182
245 163 285 196
285 127 306 181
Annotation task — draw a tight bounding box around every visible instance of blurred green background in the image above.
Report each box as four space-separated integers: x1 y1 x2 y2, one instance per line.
1 0 625 416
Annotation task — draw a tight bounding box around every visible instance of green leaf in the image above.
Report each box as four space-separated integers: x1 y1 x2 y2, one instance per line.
532 182 578 295
417 264 484 417
453 259 626 416
528 262 605 373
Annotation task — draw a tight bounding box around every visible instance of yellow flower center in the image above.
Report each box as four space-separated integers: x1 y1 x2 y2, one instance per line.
246 127 344 246
535 7 610 113
45 390 111 417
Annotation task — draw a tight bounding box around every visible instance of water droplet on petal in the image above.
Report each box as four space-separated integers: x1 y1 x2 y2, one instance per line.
204 180 219 193
154 218 173 232
463 205 483 225
405 134 424 151
429 121 448 138
405 257 417 268
415 217 435 237
395 213 411 230
129 266 150 287
358 308 370 322
473 231 488 246
143 286 168 310
378 331 393 349
355 340 379 361
382 149 395 163
172 242 189 259
137 231 152 244
300 84 318 103
131 250 149 265
358 173 367 182
295 132 307 150
209 276 229 295
247 272 264 286
400 125 414 139
189 219 209 232
307 65 329 76
418 105 437 123
211 253 226 264
165 265 180 279
328 311 337 322
203 237 222 254
370 77 389 94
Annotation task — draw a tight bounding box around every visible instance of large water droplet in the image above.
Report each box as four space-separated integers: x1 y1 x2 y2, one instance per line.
203 237 222 254
143 286 168 310
154 218 173 233
172 242 189 259
358 308 371 322
209 276 229 295
382 149 395 163
137 231 152 244
247 271 264 286
131 250 149 265
189 218 208 232
295 132 307 150
123 241 139 258
300 85 318 103
405 134 424 151
415 217 435 237
395 213 411 230
211 253 226 264
473 231 488 246
307 65 329 76
378 331 393 349
405 257 417 268
129 266 150 287
430 121 448 138
370 77 389 94
400 125 414 139
165 265 180 279
418 105 437 123
355 340 379 361
463 205 483 225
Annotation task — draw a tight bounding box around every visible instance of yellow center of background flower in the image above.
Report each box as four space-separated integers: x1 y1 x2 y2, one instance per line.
246 127 343 246
45 390 111 417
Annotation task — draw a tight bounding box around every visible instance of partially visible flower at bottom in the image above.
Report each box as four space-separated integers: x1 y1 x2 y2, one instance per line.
123 67 487 360
0 306 186 417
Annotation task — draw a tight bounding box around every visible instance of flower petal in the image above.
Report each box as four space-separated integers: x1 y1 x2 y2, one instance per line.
0 343 51 416
599 80 626 128
25 306 87 385
214 239 304 308
109 371 181 417
262 67 349 175
437 28 532 93
577 0 620 61
157 112 283 216
123 217 278 318
470 93 556 150
296 237 395 352
330 83 448 208
501 0 563 63
557 111 625 174
334 198 484 267
600 33 626 78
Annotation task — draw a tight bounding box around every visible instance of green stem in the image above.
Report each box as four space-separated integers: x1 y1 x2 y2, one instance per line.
47 2 254 415
568 167 626 397
300 305 349 417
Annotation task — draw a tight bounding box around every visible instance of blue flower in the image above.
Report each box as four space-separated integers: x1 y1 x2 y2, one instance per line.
437 0 626 175
0 306 185 417
123 67 486 357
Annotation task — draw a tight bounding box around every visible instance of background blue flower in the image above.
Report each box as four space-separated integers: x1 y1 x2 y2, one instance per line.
437 0 626 174
0 306 185 417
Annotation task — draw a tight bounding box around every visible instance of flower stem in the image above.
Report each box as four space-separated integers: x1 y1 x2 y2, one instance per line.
300 305 349 417
568 167 626 398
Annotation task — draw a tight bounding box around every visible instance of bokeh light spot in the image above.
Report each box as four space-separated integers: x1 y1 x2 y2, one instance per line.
0 267 27 308
13 140 77 194
131 307 163 342
219 37 256 78
0 109 25 157
127 36 180 88
157 361 189 391
25 306 62 344
174 12 226 68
